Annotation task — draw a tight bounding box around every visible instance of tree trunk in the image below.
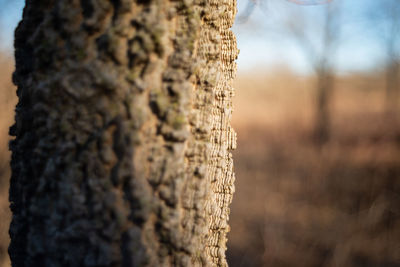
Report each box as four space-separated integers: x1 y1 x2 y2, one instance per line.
385 61 400 113
9 0 238 266
314 69 332 145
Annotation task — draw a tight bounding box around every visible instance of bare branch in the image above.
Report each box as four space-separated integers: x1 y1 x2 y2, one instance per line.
286 0 333 5
237 0 258 23
237 0 333 24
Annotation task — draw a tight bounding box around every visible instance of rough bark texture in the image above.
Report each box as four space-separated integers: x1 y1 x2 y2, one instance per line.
9 0 238 266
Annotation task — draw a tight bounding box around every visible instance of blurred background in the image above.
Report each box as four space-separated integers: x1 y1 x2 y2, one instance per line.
0 0 400 266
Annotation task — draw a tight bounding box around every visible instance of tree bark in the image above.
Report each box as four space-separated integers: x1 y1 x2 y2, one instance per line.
9 0 238 266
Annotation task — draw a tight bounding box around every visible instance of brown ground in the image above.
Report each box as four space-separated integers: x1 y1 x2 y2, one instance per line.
227 69 400 267
0 54 15 267
1 58 400 266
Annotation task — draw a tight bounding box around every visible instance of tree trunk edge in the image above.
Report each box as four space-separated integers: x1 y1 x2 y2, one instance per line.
200 1 238 266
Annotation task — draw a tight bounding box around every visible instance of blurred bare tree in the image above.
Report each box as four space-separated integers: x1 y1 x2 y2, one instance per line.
237 0 332 23
285 3 341 144
238 0 341 144
369 0 400 113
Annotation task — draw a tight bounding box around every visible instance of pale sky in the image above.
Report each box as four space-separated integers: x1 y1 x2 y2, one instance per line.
233 0 391 74
0 0 395 74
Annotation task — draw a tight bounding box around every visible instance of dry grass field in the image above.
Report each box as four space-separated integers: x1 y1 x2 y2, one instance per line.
0 54 15 267
0 57 399 266
227 69 400 266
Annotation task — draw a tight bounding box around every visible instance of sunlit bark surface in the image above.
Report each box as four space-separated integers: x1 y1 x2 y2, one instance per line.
9 0 238 266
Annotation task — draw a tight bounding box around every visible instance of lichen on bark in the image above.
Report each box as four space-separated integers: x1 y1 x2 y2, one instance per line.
9 0 238 266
